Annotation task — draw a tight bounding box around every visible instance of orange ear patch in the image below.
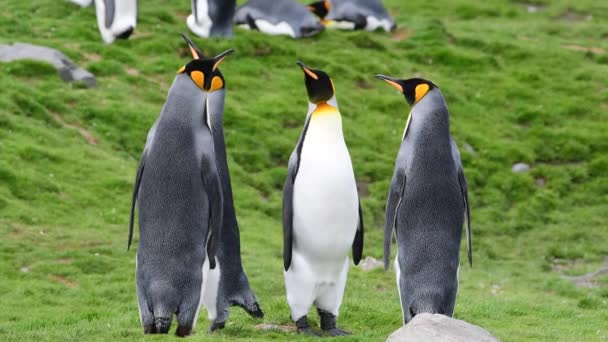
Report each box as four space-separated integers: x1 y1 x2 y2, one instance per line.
210 76 224 91
415 83 430 103
190 70 204 89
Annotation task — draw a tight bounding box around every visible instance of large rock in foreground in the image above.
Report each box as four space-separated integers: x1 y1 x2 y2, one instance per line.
387 313 499 342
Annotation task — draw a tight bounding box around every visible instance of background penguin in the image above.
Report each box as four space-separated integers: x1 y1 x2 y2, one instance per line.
94 0 137 43
188 37 265 331
282 62 364 336
234 0 324 39
187 0 236 38
127 34 233 336
308 0 395 32
374 75 472 324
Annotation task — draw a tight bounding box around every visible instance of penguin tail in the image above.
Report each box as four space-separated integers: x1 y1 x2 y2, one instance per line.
154 316 172 334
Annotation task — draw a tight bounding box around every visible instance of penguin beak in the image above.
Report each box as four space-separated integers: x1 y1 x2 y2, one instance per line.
375 74 403 93
297 61 319 80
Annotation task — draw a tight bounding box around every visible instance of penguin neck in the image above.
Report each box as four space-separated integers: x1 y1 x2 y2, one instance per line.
307 99 343 142
405 93 451 147
161 75 206 126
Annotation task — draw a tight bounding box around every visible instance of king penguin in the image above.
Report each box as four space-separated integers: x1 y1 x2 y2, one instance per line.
308 0 395 32
282 62 364 336
94 0 137 43
374 75 472 324
234 0 324 39
187 0 236 38
127 34 235 337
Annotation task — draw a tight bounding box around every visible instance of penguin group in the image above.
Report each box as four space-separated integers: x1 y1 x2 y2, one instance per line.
68 0 395 43
127 33 473 337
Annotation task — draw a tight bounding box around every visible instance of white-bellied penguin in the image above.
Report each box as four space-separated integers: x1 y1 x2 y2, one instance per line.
308 0 395 32
94 0 137 43
282 62 364 336
187 0 236 38
375 75 472 324
234 0 324 39
127 34 234 337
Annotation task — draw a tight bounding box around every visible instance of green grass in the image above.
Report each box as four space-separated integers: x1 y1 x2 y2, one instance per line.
1 0 607 341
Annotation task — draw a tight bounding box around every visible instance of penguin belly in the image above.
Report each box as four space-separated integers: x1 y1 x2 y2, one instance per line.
286 115 358 318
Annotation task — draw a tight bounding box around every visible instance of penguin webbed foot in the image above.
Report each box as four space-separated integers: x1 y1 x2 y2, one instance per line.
238 300 264 318
318 308 350 336
175 325 193 337
295 316 321 337
208 320 225 333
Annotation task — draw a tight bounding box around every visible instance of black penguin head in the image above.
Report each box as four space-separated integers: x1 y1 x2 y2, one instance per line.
178 33 234 92
375 75 438 106
297 61 335 104
308 0 331 18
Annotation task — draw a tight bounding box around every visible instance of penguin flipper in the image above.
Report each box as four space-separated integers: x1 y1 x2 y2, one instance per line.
128 151 146 251
352 200 364 265
282 152 298 271
458 167 472 267
384 169 406 270
201 152 224 270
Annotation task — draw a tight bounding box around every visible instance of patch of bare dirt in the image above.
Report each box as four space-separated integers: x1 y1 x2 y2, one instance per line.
255 323 296 333
356 181 369 198
125 67 140 76
563 257 608 288
49 111 98 145
555 9 592 22
55 258 72 264
562 44 605 55
355 79 374 89
49 275 78 288
358 256 383 271
391 27 412 41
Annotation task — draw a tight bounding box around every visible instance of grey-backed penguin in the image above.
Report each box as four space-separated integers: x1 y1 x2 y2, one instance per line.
94 0 137 43
187 0 236 38
283 62 364 336
308 0 395 32
375 75 472 324
127 34 234 336
234 0 324 39
196 40 265 331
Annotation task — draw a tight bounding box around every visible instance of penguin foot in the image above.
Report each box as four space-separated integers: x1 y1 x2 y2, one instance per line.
237 300 264 318
208 321 225 333
295 316 321 337
175 325 192 337
318 309 350 336
324 327 350 336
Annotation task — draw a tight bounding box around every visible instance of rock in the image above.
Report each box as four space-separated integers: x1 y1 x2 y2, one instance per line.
511 162 530 173
387 313 499 342
0 42 96 87
358 256 384 271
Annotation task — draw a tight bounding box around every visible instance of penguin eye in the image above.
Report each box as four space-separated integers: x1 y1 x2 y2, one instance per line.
190 70 205 90
414 83 430 103
209 76 224 92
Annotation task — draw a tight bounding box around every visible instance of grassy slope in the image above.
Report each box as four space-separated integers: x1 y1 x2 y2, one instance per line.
1 0 607 341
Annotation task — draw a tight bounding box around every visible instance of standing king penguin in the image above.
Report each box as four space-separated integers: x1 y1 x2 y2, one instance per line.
94 0 137 43
283 62 364 336
375 75 472 324
188 0 236 38
127 34 234 336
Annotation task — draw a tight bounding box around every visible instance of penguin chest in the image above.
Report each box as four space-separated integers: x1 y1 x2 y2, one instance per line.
292 119 358 260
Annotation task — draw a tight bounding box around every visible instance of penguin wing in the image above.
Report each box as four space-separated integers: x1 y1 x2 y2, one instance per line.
352 200 364 265
282 117 312 271
384 168 406 270
451 139 472 267
128 150 146 251
200 151 224 270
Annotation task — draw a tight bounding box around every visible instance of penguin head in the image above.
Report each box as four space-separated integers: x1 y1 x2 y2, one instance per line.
308 0 331 18
178 33 234 92
375 75 438 106
297 61 335 104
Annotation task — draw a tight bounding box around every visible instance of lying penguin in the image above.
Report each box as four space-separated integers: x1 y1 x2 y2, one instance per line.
282 62 364 336
308 0 395 32
375 75 472 324
234 0 324 39
128 34 234 336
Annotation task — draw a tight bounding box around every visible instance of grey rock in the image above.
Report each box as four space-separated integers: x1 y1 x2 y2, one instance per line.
0 42 96 87
511 162 530 173
387 313 499 342
358 256 384 271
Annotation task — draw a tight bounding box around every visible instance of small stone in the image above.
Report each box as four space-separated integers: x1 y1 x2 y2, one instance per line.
387 313 499 342
512 163 530 173
359 256 384 271
535 178 545 187
20 267 30 273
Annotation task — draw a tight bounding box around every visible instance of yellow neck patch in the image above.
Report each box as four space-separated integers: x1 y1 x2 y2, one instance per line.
414 83 430 103
312 102 339 116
